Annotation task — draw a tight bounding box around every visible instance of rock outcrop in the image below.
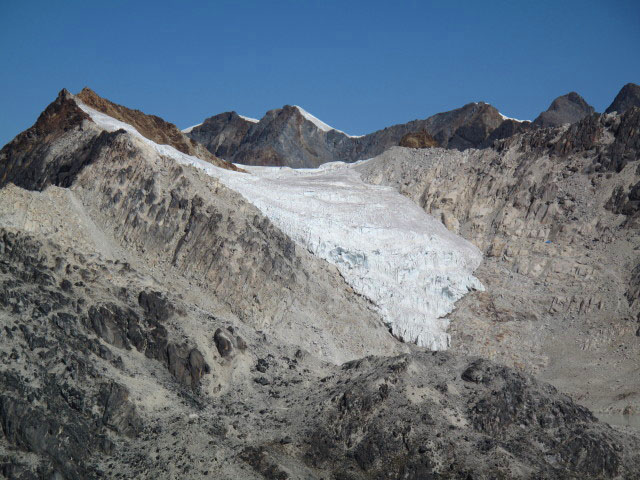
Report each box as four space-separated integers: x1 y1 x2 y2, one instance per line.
398 129 439 148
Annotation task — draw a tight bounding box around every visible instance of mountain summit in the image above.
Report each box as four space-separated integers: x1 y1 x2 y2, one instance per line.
533 92 595 128
605 82 640 114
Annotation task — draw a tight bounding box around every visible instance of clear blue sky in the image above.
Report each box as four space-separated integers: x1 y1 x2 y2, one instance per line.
1 0 639 145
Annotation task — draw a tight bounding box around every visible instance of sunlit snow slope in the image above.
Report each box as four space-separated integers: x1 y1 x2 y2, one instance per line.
77 99 484 350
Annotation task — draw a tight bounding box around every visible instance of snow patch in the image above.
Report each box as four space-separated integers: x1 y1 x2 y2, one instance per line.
499 112 528 123
239 114 259 123
77 99 484 351
294 105 335 132
293 105 360 138
181 123 202 133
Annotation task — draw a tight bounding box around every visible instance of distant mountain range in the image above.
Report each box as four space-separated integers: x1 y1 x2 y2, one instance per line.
185 83 640 168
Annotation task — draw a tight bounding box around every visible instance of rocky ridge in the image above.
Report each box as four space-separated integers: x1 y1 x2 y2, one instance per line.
185 88 625 168
186 101 516 167
185 85 637 170
76 87 239 172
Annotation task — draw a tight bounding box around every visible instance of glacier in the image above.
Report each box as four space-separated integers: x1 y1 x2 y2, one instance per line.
77 99 484 350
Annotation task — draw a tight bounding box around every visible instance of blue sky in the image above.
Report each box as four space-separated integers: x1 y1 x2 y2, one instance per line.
1 0 639 145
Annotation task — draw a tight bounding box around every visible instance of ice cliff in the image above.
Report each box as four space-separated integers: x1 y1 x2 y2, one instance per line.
77 100 484 350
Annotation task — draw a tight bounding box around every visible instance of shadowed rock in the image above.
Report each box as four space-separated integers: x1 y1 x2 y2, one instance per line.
533 92 595 128
605 83 640 114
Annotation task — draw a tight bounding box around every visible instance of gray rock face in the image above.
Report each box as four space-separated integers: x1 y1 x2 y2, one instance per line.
232 105 349 167
533 91 595 128
605 82 640 114
186 111 254 160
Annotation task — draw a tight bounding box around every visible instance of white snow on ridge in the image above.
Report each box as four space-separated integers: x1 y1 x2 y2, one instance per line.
181 123 202 133
499 112 529 123
77 99 484 351
239 114 259 123
294 105 334 132
294 105 362 138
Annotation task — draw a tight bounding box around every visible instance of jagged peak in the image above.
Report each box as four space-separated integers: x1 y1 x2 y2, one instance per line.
533 91 595 128
548 91 592 110
605 82 640 114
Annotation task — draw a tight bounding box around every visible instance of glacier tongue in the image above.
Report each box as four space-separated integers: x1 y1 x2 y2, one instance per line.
77 99 484 350
220 162 484 350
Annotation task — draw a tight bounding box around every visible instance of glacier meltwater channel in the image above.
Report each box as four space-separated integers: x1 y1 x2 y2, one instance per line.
77 100 484 350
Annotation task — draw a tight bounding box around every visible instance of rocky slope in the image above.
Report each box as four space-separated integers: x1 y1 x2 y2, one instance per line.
356 107 640 416
1 88 640 479
533 92 595 128
3 228 638 479
1 221 639 479
0 88 402 364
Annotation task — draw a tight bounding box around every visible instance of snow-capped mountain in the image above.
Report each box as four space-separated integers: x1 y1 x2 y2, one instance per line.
1 85 640 478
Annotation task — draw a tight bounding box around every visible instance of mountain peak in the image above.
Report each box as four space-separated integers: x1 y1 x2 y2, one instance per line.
605 82 640 114
74 88 238 171
533 92 594 128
